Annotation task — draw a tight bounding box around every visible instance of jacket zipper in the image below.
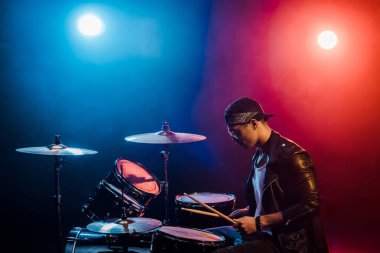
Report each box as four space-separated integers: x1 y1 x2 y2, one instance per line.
275 180 284 194
263 178 281 212
263 178 277 192
271 185 280 211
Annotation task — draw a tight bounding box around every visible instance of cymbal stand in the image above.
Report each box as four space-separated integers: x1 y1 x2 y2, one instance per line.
51 135 65 253
16 135 98 253
161 144 171 224
119 164 129 253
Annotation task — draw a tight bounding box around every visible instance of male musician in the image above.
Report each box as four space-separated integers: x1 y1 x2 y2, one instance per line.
207 97 328 253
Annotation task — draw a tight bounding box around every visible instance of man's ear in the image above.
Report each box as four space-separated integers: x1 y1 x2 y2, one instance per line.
251 119 257 129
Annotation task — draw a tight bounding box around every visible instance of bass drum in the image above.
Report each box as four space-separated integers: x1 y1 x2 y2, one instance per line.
151 226 225 253
82 158 162 220
175 192 236 229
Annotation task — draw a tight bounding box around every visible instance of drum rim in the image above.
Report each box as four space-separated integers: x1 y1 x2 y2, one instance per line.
175 192 236 204
154 226 225 244
114 157 162 196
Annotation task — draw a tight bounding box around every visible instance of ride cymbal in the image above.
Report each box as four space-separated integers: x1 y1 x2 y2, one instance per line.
125 122 206 144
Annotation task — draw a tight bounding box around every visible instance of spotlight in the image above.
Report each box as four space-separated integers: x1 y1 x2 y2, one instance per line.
77 14 105 36
317 31 338 50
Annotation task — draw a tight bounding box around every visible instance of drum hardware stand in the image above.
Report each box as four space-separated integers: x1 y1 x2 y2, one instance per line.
161 122 172 225
49 136 66 253
124 121 206 225
54 155 65 253
118 164 130 253
161 144 170 224
15 135 98 253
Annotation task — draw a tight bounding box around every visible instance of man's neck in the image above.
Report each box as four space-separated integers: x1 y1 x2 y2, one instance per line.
257 126 272 152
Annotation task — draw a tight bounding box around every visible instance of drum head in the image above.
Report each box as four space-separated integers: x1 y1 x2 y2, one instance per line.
158 226 224 242
176 192 235 204
174 192 236 229
116 159 160 195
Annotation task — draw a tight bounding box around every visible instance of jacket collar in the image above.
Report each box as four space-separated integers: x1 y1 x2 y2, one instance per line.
252 130 280 166
251 130 281 188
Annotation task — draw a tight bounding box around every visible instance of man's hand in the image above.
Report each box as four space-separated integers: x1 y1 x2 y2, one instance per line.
233 216 257 235
232 212 284 235
229 207 250 219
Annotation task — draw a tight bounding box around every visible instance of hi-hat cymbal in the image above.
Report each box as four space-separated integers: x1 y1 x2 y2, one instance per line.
125 121 206 144
86 217 162 234
16 135 98 156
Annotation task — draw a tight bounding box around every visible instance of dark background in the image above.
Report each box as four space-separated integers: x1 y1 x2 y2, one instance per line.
0 0 379 252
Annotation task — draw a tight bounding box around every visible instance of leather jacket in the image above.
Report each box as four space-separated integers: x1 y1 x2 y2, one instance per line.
245 131 328 253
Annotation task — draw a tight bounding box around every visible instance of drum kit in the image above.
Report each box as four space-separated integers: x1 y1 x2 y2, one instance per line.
16 122 236 253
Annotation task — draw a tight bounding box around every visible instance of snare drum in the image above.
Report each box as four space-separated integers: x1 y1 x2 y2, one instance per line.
82 158 162 220
175 192 236 229
151 226 225 253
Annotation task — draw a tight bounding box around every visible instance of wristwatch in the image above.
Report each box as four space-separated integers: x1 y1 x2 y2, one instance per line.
255 216 262 233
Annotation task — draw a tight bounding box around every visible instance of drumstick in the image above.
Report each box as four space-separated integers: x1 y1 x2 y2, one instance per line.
181 207 220 218
183 193 237 225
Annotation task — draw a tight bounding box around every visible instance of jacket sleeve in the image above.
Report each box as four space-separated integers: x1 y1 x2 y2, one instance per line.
281 152 320 225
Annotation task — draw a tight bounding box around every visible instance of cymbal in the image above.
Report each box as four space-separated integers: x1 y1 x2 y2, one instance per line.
125 122 206 144
16 145 98 156
125 132 206 144
86 217 162 234
16 135 97 155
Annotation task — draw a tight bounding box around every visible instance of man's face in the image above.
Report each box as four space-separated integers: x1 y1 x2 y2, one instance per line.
227 121 258 149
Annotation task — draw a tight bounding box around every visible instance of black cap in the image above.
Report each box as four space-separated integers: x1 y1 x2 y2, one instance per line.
224 97 273 125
